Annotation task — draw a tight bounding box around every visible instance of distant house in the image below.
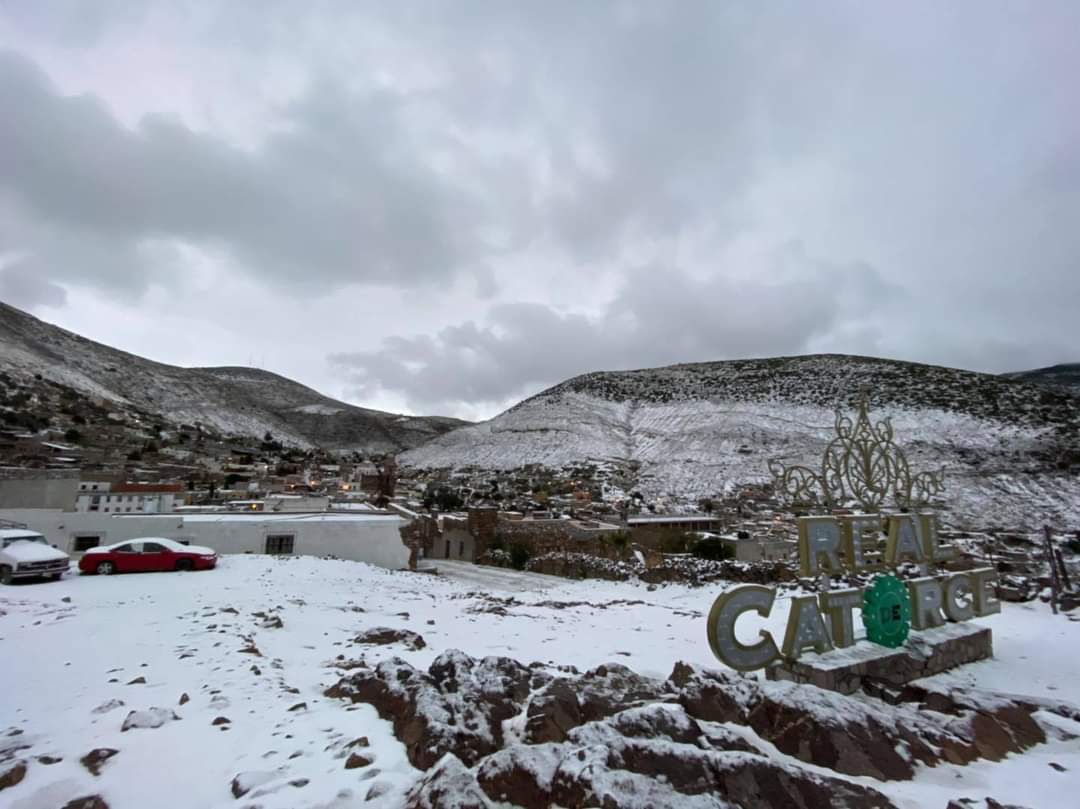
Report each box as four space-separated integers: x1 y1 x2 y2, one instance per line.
74 482 186 514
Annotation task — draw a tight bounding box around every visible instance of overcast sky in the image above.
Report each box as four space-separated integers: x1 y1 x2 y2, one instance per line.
1 2 1077 421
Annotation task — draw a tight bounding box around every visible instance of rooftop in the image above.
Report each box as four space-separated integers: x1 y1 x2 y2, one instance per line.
116 512 401 524
627 513 720 524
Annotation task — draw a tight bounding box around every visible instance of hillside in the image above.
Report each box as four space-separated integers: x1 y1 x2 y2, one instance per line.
0 302 465 451
402 355 1080 531
1003 363 1080 395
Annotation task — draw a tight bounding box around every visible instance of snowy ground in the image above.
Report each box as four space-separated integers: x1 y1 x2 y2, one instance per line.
2 555 1079 808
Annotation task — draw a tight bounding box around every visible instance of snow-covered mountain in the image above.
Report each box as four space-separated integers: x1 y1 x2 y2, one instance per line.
402 355 1080 530
1004 363 1080 395
0 302 466 451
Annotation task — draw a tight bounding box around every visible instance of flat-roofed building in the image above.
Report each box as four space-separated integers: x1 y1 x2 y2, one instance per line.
0 509 408 569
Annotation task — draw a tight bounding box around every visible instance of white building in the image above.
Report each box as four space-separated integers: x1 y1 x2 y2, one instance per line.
74 483 185 514
0 509 408 569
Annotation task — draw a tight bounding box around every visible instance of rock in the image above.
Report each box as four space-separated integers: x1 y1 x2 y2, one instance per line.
403 754 489 809
366 782 391 802
668 662 1047 782
287 702 307 712
61 797 110 809
91 698 126 715
345 752 373 769
348 736 371 749
669 661 757 724
212 716 231 726
1049 761 1067 772
329 650 1050 793
474 708 896 809
126 676 146 685
354 627 427 650
178 693 189 705
37 755 62 764
326 650 537 769
524 679 581 743
0 760 27 791
121 707 180 731
80 748 119 776
230 771 276 799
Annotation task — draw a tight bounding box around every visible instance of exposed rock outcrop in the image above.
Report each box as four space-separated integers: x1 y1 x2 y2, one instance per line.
328 650 1054 809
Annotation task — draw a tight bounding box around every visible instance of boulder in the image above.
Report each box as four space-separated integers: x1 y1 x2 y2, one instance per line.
0 760 27 791
80 748 119 776
326 651 539 769
230 770 276 799
667 662 1046 782
404 754 490 809
354 627 427 650
345 752 373 769
121 707 180 732
61 797 110 809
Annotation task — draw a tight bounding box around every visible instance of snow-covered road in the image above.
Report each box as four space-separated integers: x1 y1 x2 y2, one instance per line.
2 555 1078 809
416 559 566 591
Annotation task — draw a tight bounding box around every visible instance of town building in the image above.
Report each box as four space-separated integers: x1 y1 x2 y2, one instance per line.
0 468 80 510
73 482 186 514
0 508 408 568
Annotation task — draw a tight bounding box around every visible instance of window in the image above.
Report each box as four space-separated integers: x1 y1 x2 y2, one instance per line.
74 536 100 551
114 543 138 554
265 534 294 555
143 542 166 553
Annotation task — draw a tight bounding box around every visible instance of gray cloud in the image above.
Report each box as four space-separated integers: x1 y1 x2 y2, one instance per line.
0 256 67 309
1 2 1077 419
0 52 493 294
330 252 904 415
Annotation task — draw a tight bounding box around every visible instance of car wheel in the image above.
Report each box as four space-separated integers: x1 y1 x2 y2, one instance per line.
96 561 115 575
50 572 63 581
0 565 12 585
175 558 194 572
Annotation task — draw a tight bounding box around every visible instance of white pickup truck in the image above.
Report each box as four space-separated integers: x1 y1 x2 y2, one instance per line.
0 529 71 584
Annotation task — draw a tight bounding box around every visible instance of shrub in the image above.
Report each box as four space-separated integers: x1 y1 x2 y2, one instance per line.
610 530 631 555
691 536 734 561
509 542 532 571
659 531 695 554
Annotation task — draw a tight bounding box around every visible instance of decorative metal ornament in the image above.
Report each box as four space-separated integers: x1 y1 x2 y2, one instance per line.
769 392 945 512
861 574 912 648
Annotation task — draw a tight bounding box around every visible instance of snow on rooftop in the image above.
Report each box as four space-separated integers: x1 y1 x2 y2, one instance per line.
133 512 402 523
627 513 719 523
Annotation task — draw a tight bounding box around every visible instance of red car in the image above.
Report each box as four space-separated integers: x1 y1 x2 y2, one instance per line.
79 537 218 575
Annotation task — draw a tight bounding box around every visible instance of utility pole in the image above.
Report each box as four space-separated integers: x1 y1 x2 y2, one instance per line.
1044 525 1060 615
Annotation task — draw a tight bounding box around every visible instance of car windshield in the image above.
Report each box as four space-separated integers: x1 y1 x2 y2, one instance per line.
3 535 47 547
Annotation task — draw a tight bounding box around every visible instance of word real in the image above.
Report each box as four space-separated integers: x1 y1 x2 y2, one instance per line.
706 514 1000 671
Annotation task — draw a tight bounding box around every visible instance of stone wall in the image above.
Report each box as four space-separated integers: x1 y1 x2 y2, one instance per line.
766 622 993 694
494 516 627 560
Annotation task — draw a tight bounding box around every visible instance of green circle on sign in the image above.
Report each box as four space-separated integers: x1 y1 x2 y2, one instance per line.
862 574 912 648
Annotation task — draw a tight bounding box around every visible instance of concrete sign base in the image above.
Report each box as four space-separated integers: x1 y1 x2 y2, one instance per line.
765 622 992 695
